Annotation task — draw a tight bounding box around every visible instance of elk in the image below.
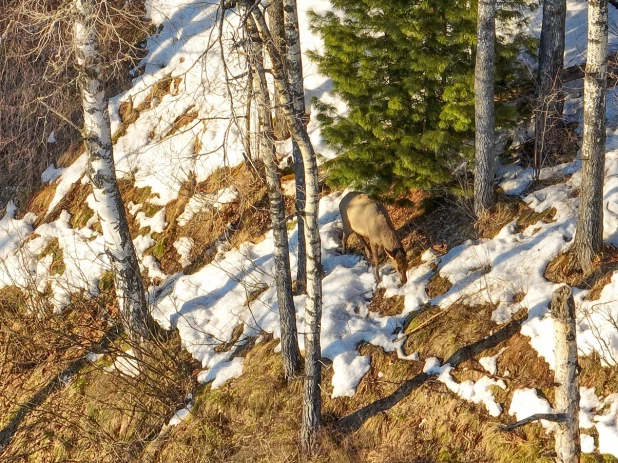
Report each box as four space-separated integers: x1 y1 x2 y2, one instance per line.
339 191 408 286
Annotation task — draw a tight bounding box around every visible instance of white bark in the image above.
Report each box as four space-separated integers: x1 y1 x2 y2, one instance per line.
242 3 323 451
244 13 302 382
550 285 580 463
73 0 154 343
268 0 289 140
283 0 307 288
474 0 496 216
574 0 608 272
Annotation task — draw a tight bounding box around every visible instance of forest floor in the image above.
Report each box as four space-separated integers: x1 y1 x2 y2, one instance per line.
4 0 618 462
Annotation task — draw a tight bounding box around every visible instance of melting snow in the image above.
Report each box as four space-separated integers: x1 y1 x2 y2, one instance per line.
41 164 64 184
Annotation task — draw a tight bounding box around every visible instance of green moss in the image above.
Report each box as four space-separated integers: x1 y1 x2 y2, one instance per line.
38 238 65 276
141 202 162 218
151 238 168 260
71 208 94 230
98 271 115 292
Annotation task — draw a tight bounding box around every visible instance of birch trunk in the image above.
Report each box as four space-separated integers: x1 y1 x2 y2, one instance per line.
245 15 302 382
73 0 154 343
283 0 307 290
550 285 580 463
243 3 323 451
268 0 289 141
574 0 608 272
534 0 566 172
474 0 496 217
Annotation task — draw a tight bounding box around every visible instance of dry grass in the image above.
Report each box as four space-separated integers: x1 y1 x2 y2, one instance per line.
425 274 453 299
26 184 58 220
37 182 92 228
24 142 87 220
113 74 177 143
394 194 477 264
181 163 273 275
515 206 556 234
368 288 405 317
151 333 557 463
545 245 618 292
0 287 196 463
37 238 65 276
402 304 495 360
166 108 199 137
476 195 522 239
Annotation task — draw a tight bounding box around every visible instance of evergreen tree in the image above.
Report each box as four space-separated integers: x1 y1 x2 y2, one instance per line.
309 0 533 196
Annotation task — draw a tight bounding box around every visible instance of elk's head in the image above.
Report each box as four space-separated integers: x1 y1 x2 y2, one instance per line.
386 247 408 286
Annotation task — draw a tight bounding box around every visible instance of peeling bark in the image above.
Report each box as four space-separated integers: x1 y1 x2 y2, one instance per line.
268 0 290 141
283 0 307 289
574 0 608 272
474 0 496 216
73 0 156 343
550 285 580 463
244 14 302 382
241 2 323 451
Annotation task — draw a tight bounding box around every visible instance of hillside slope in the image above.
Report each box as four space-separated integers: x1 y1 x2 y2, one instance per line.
4 1 618 462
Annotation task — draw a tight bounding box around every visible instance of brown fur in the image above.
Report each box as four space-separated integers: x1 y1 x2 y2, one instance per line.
339 192 408 285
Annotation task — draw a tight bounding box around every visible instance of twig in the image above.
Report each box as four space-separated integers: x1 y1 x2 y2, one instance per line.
501 413 567 431
405 309 447 335
271 210 306 229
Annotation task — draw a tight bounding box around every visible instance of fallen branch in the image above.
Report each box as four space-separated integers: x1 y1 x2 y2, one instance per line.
405 309 447 336
336 315 524 434
501 413 567 431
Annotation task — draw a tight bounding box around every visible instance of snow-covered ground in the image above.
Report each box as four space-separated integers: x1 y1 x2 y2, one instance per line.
4 0 618 457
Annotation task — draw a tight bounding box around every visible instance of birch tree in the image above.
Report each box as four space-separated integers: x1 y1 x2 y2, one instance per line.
474 0 497 216
551 286 580 463
502 285 580 463
73 0 156 343
268 0 289 141
238 1 323 451
574 0 608 272
244 13 302 383
283 0 307 290
534 0 567 173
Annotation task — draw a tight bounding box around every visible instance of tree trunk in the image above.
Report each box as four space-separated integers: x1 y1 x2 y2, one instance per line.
283 0 307 290
474 0 497 217
73 0 155 344
244 14 302 383
534 0 567 173
550 285 580 463
574 0 608 272
268 0 290 141
242 3 323 452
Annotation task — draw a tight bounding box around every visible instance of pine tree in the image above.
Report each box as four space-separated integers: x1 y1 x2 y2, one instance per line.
309 0 532 196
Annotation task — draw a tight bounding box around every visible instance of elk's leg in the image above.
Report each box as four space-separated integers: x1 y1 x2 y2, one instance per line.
357 235 371 260
342 230 349 254
371 242 381 282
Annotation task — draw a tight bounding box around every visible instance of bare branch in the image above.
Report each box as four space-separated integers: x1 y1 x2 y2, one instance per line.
501 413 568 431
